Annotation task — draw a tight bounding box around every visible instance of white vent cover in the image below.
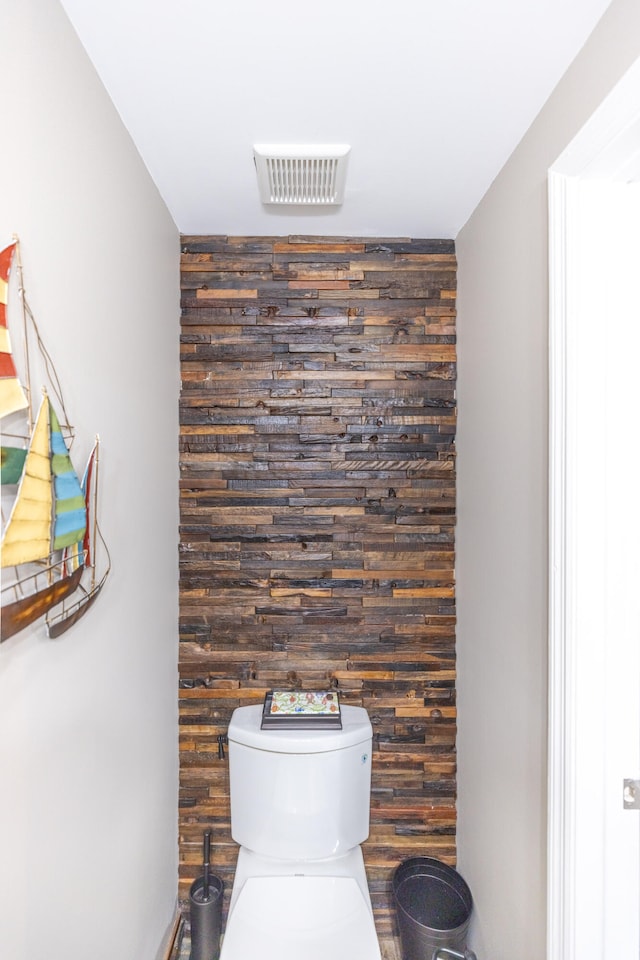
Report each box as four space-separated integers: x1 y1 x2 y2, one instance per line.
253 144 350 205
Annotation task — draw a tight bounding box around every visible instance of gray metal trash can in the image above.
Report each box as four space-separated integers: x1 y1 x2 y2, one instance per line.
189 873 223 960
392 857 473 960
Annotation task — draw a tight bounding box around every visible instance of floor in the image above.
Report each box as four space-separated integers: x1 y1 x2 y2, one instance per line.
173 925 402 959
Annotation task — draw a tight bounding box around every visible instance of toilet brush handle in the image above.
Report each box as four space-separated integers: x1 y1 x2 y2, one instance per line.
203 829 211 900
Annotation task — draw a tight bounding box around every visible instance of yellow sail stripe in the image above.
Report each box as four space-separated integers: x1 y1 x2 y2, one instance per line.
1 398 52 567
0 276 7 307
0 328 29 418
0 377 28 418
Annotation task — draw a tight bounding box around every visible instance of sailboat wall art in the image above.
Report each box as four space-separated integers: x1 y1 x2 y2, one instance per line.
0 238 110 641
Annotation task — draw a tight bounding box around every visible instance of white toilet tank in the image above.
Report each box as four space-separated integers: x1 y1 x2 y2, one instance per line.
227 703 373 861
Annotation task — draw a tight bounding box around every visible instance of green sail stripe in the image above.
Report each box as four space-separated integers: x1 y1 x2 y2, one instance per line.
55 494 86 514
51 451 76 475
54 529 87 550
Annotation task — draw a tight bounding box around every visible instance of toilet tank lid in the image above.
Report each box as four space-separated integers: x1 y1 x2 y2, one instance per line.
228 704 372 753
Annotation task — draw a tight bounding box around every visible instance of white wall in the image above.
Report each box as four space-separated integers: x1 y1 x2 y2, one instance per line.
455 0 640 957
0 2 180 959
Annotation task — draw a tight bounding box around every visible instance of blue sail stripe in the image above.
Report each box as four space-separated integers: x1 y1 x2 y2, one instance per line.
54 472 84 501
53 508 86 545
50 429 69 457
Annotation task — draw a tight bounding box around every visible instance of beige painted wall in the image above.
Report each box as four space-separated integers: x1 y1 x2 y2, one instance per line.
0 2 180 959
456 1 640 957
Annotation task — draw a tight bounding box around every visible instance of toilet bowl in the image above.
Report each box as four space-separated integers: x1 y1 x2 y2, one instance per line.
221 874 378 960
219 703 381 960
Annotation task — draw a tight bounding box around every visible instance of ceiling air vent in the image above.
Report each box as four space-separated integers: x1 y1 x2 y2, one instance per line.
253 144 350 205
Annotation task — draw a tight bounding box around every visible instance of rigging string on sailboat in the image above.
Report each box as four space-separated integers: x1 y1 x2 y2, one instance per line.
13 236 75 446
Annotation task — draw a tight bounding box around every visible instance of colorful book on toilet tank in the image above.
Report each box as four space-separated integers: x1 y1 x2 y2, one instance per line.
261 690 342 729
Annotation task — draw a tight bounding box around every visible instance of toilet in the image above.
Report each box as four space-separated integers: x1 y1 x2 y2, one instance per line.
220 703 382 960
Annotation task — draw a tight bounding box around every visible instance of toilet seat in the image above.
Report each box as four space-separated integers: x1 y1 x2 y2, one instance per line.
220 875 381 960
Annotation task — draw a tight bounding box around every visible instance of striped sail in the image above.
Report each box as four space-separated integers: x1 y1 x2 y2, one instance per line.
0 242 28 418
49 403 87 551
0 396 52 567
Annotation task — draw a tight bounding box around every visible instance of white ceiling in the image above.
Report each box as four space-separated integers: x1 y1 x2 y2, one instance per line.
60 0 613 238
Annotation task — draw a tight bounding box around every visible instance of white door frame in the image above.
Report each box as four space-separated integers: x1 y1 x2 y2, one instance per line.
548 57 640 960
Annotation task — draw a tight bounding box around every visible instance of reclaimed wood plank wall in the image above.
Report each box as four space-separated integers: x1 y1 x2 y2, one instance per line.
178 236 457 937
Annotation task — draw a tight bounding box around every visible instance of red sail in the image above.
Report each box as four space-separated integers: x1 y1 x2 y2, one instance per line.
0 242 16 328
82 443 97 566
0 241 28 417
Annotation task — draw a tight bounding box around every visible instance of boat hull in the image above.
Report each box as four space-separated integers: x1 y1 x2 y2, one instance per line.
1 565 83 641
47 579 105 639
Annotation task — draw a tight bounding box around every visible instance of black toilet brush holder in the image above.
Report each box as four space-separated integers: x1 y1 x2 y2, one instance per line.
189 830 223 960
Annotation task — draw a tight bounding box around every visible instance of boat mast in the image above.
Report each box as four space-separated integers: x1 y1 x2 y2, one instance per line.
13 236 33 435
13 235 75 445
91 436 100 590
